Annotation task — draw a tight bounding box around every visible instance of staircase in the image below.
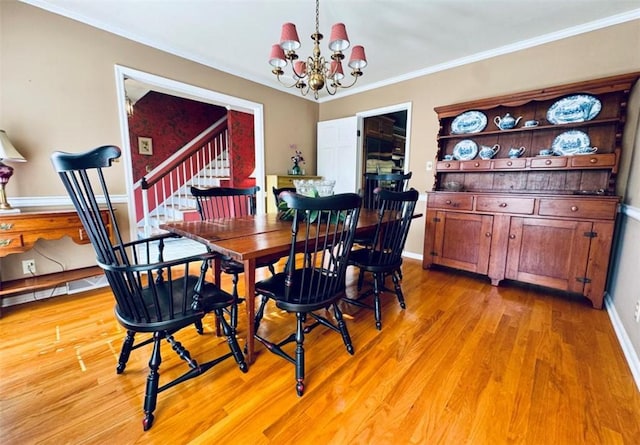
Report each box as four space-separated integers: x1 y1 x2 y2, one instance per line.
136 120 231 237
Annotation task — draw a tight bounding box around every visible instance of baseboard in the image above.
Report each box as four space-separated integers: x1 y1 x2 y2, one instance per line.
605 292 640 392
402 250 423 261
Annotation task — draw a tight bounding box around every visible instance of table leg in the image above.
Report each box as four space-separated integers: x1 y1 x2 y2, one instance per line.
243 258 256 364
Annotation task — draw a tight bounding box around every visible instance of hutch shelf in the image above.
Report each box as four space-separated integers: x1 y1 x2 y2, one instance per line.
422 72 639 308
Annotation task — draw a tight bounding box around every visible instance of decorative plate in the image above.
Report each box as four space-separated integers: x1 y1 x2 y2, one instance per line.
451 111 487 134
551 130 591 155
547 94 601 124
453 139 478 160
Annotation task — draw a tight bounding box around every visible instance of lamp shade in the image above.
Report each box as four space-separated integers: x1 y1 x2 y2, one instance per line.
0 130 26 162
348 45 367 70
328 23 350 52
280 22 301 51
269 44 287 68
293 61 307 77
329 60 344 81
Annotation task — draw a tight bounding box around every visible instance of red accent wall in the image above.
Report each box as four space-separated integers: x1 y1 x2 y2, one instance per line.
128 92 227 182
228 110 256 187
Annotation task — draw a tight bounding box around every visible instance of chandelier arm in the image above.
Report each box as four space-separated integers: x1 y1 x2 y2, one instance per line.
275 71 303 89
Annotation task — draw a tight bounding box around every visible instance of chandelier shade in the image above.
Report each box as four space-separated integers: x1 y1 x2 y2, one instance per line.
328 23 349 51
348 45 368 69
269 0 367 99
280 23 301 51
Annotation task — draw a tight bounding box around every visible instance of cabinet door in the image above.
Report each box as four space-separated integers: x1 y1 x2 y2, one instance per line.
432 211 493 275
505 217 592 294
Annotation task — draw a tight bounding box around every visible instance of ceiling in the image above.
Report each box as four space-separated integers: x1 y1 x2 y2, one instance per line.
22 0 640 102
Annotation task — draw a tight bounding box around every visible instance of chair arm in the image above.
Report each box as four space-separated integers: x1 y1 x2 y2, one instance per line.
99 251 218 273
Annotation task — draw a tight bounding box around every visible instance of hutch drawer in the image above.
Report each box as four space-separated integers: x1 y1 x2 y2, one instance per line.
570 153 616 168
475 196 535 214
428 193 473 211
493 158 526 169
538 198 618 220
460 160 492 170
530 157 568 168
436 160 460 170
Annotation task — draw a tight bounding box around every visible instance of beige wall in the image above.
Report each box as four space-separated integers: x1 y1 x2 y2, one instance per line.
0 1 319 279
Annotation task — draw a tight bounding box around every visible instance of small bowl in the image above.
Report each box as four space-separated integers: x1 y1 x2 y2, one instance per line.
443 181 463 192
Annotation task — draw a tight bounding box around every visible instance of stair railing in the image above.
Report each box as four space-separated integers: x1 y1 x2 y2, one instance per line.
135 118 229 235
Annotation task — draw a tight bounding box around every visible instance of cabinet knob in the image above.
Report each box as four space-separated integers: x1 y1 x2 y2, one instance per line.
445 200 452 205
507 161 513 166
589 158 597 164
499 202 507 208
509 234 516 240
445 163 451 168
545 159 552 165
474 162 480 167
571 206 579 212
485 232 492 237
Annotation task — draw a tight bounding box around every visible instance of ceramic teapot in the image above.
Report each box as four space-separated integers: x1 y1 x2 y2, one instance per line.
479 144 501 160
494 113 522 130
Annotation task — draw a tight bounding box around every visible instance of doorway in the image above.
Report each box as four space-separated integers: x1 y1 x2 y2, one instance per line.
114 66 266 240
359 102 411 190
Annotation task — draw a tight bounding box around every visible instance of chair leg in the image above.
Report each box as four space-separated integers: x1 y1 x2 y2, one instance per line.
229 272 240 333
142 332 163 431
116 330 136 374
295 312 306 397
254 295 269 334
333 303 354 354
194 319 204 335
216 308 248 372
373 274 383 331
391 270 406 309
215 271 240 337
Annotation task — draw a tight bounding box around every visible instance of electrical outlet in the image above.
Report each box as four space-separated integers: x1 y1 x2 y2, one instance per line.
634 300 640 323
22 259 36 275
426 161 433 171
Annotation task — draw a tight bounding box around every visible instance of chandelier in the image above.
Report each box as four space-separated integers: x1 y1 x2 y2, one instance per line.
268 0 367 100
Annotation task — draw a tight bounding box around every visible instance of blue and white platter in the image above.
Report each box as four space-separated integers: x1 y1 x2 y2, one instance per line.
451 111 487 134
547 94 601 124
453 139 478 160
551 130 591 155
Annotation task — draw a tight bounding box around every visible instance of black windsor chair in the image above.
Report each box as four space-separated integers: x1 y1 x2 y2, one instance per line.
190 185 280 331
51 146 247 431
344 188 419 330
253 192 362 396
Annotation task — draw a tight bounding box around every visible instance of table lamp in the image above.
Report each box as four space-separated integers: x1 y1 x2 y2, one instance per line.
0 130 27 212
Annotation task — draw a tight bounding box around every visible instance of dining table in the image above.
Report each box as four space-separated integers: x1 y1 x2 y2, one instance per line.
160 209 383 364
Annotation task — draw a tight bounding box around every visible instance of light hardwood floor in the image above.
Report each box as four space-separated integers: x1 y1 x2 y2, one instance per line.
1 259 639 444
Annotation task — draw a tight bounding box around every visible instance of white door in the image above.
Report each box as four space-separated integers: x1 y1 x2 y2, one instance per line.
317 116 360 194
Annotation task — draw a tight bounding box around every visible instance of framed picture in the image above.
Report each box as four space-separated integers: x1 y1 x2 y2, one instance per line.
138 137 153 155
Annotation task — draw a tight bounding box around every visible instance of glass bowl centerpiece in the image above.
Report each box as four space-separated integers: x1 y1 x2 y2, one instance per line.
278 179 337 220
292 179 336 197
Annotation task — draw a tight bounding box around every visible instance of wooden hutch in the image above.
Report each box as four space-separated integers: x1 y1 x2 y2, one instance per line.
422 73 639 308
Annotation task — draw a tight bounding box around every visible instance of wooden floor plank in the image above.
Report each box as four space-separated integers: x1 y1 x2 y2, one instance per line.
1 260 639 444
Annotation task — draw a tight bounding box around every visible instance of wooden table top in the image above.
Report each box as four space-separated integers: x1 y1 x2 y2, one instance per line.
160 210 381 261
